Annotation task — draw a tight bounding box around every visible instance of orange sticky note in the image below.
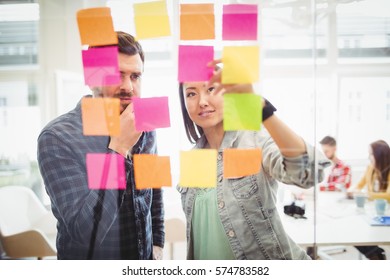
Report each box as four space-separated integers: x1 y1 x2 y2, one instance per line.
133 154 172 189
223 148 262 178
77 7 118 47
180 4 215 40
179 150 217 188
81 97 120 136
134 0 171 39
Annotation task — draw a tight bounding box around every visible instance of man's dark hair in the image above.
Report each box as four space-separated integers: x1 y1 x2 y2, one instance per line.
320 136 336 146
116 31 144 63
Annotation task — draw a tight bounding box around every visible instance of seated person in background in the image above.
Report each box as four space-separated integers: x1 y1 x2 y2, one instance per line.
349 140 390 260
349 140 390 202
319 136 351 191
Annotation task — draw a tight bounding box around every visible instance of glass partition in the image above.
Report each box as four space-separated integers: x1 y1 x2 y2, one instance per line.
0 0 389 261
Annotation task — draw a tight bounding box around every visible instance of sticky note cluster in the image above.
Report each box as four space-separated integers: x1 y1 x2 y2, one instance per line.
177 3 260 84
179 4 263 185
178 148 262 187
75 2 264 190
77 7 121 88
76 4 174 191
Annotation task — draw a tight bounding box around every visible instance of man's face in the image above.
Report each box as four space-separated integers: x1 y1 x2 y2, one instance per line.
92 53 143 114
321 144 336 160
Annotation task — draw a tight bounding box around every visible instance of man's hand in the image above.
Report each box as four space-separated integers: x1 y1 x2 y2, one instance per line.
108 103 142 157
153 245 163 260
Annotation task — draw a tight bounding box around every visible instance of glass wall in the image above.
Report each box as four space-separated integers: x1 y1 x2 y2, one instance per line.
0 0 389 260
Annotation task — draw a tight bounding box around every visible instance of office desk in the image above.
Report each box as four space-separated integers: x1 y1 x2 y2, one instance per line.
280 192 390 247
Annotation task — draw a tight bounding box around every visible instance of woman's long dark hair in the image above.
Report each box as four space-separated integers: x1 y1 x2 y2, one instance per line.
370 140 390 191
179 83 204 144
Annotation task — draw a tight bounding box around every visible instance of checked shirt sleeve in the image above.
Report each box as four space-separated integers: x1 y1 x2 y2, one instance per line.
37 131 125 247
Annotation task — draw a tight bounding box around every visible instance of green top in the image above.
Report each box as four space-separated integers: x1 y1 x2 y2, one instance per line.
192 188 236 260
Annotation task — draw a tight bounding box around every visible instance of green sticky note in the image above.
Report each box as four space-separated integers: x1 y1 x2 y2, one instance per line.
134 0 171 39
222 46 260 84
223 94 262 131
179 150 217 188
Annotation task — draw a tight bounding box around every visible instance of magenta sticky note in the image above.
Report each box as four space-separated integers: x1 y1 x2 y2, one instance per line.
222 4 258 41
178 45 214 82
133 96 171 132
82 46 121 86
86 153 126 190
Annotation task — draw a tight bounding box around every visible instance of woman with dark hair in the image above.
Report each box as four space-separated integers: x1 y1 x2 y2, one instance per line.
351 140 390 260
353 140 390 201
177 59 330 260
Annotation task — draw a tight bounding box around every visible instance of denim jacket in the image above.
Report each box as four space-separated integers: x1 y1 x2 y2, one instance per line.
178 131 330 260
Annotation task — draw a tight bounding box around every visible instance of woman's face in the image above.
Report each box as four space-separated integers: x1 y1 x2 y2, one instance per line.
183 82 223 130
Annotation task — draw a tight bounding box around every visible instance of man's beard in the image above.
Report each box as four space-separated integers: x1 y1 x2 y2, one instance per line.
116 91 133 113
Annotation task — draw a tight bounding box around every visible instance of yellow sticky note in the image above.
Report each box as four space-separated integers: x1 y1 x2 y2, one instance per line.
222 46 260 84
179 150 217 188
81 98 120 136
76 7 118 47
223 148 262 178
134 1 171 39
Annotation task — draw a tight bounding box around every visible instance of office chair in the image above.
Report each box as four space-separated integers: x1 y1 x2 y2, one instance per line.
0 185 57 259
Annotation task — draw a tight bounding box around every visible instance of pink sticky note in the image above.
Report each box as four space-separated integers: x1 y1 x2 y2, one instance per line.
82 46 120 86
222 4 258 41
133 96 171 132
178 45 213 82
86 153 126 190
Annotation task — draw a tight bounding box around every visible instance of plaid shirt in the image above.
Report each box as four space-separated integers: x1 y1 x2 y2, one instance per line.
37 96 164 259
321 159 351 191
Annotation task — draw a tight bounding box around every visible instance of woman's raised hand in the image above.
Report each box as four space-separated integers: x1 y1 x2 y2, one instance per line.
207 59 255 95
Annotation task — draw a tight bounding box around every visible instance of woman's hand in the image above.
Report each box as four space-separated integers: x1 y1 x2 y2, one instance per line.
207 59 255 95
